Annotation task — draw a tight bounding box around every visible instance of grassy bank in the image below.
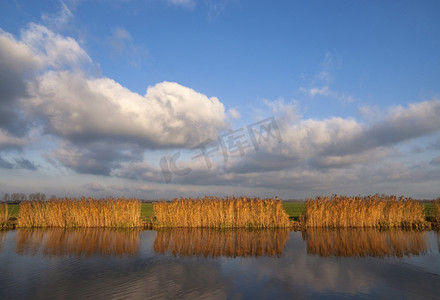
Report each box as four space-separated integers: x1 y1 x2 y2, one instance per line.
141 201 305 219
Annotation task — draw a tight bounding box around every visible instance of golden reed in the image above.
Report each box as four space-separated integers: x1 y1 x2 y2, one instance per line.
434 198 440 225
0 203 9 229
304 195 426 228
154 228 289 257
304 228 427 258
16 228 140 256
17 197 142 228
153 197 291 228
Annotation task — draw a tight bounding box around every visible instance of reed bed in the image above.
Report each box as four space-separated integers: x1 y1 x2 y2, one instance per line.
153 197 291 228
17 197 142 228
434 199 440 226
305 195 426 228
154 228 289 257
16 228 140 256
305 228 427 257
0 203 9 229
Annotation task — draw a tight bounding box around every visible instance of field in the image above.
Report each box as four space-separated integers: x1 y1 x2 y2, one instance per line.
139 202 306 220
281 201 306 219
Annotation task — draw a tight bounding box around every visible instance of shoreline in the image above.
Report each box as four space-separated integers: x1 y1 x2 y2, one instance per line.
2 219 438 231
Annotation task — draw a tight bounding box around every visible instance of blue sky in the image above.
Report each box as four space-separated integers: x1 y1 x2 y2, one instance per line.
0 0 439 199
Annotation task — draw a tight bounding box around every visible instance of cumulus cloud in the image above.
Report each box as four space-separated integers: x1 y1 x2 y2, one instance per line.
27 72 227 148
0 29 42 136
273 99 440 168
0 23 227 175
1 21 440 198
21 23 91 70
111 97 440 195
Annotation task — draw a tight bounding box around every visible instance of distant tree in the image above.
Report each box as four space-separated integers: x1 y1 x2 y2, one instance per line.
2 193 10 202
49 195 57 201
11 193 20 203
29 193 47 201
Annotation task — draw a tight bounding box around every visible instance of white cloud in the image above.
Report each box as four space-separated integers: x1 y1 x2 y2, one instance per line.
1 21 440 199
309 86 330 97
0 24 229 149
0 23 228 177
308 86 353 103
303 53 354 103
41 1 74 30
227 108 241 119
27 72 227 148
20 23 91 70
113 27 131 41
0 29 43 74
167 0 196 8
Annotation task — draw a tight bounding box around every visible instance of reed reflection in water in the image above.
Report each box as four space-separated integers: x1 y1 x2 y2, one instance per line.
0 231 5 252
154 228 289 257
305 229 428 257
437 231 440 252
16 228 140 256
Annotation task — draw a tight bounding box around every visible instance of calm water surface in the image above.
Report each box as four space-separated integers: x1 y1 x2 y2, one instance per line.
0 228 439 299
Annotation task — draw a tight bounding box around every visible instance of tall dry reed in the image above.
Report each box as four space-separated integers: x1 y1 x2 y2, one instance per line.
434 198 440 225
305 195 426 228
154 197 291 228
17 197 141 228
0 203 9 229
154 228 289 257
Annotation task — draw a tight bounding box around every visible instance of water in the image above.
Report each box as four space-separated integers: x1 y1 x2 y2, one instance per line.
0 228 439 299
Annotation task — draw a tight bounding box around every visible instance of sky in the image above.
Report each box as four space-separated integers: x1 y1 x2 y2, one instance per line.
0 0 439 200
